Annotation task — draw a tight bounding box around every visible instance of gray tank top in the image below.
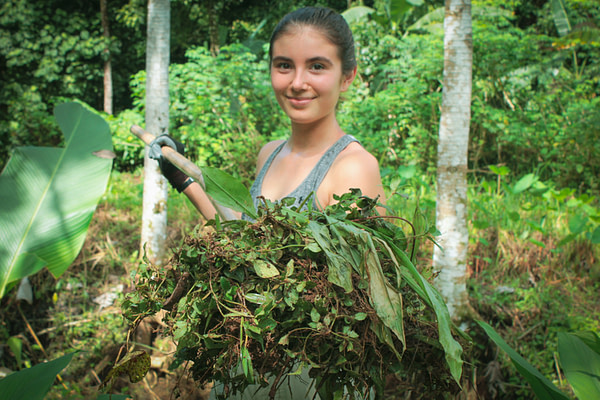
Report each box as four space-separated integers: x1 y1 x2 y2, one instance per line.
249 134 359 211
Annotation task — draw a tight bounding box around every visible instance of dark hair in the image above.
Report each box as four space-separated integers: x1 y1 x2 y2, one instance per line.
269 6 357 75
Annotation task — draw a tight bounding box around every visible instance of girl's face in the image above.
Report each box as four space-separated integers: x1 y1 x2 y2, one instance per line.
270 27 356 127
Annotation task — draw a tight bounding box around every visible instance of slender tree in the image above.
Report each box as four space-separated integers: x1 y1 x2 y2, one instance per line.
206 0 220 56
433 0 472 319
141 0 170 264
100 0 113 114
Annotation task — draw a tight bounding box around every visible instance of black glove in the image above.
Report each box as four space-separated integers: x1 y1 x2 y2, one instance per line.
148 134 194 192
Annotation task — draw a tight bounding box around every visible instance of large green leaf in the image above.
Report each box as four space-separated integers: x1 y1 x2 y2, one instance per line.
312 217 406 347
308 220 354 292
364 234 405 348
550 0 571 37
202 166 256 219
558 331 600 400
477 321 569 400
0 352 75 400
512 173 537 194
389 0 423 22
341 6 375 24
0 102 113 297
375 232 464 384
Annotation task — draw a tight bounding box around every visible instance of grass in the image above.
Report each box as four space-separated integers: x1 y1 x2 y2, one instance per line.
464 175 600 399
0 168 598 399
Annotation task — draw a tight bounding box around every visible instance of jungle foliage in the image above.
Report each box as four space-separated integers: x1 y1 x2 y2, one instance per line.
100 0 600 195
1 0 598 193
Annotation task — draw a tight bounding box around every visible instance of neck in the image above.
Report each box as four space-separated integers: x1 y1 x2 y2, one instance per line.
287 116 344 156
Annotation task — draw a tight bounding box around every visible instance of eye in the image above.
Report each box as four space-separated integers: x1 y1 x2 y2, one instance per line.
310 63 325 71
274 62 291 70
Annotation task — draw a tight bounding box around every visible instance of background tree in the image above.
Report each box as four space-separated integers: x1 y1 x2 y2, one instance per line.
0 0 147 170
101 0 113 114
141 0 170 264
432 0 472 319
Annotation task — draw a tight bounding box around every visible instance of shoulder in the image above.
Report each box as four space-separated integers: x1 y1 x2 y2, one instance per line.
256 139 285 173
326 141 384 195
334 141 380 177
324 141 386 209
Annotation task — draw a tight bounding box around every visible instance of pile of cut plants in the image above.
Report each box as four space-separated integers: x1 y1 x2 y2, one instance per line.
121 190 467 399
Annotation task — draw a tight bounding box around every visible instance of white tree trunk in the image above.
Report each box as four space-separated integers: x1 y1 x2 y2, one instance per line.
100 0 113 115
433 0 472 319
141 0 170 264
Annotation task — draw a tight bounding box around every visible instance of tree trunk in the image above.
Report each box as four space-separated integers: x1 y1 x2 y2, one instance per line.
100 0 113 114
433 0 472 320
141 0 170 264
207 0 220 56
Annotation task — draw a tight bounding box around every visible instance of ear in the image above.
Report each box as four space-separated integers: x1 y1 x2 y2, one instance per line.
340 66 357 92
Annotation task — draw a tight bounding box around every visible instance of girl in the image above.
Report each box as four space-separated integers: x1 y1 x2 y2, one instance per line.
150 6 383 399
150 6 386 220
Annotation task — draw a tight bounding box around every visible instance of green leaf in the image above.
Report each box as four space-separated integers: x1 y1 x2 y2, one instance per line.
477 321 569 400
341 6 375 24
508 211 521 222
512 173 537 194
7 336 22 367
102 351 151 389
307 221 353 292
240 345 254 383
364 237 405 348
589 226 600 244
0 352 76 400
244 292 267 304
570 331 600 354
528 238 546 248
558 332 600 400
0 102 113 298
390 0 422 21
550 0 571 37
418 266 464 384
377 235 464 384
253 260 279 278
489 164 510 176
569 214 588 235
552 188 575 202
354 312 368 321
407 7 445 33
310 308 320 323
558 233 576 247
202 166 256 219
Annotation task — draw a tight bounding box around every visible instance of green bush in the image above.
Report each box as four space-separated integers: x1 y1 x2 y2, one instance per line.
114 44 287 185
0 86 62 172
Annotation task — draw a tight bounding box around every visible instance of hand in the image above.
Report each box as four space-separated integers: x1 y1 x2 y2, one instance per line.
148 134 194 192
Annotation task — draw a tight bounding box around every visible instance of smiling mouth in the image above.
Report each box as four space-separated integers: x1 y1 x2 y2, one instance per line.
287 96 315 106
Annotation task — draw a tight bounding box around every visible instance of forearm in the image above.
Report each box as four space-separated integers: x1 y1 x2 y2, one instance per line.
182 182 241 221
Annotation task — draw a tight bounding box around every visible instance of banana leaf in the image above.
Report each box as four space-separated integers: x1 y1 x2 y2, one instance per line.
0 352 75 400
558 331 600 400
550 0 571 37
478 320 569 400
0 102 113 298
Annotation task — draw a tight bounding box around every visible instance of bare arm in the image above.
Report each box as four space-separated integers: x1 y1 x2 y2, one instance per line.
181 182 242 221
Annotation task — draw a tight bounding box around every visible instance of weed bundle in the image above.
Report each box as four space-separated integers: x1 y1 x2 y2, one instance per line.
122 192 465 399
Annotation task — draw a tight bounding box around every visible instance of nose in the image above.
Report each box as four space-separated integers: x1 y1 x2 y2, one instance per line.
291 69 308 91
